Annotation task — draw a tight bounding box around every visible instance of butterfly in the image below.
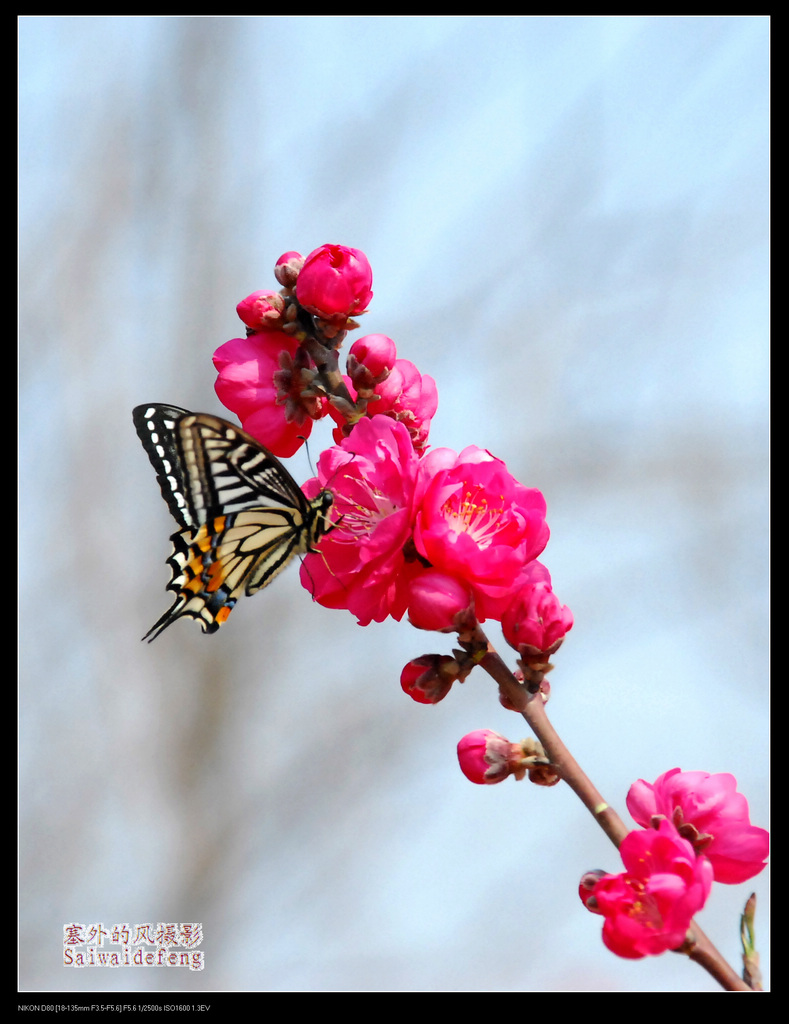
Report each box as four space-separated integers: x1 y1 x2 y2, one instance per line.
133 404 335 640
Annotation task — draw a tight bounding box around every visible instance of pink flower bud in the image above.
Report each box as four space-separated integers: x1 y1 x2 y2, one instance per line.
274 251 304 288
296 243 373 322
236 290 285 331
578 870 607 913
349 334 397 378
407 570 474 632
501 581 573 655
457 729 524 785
400 655 458 704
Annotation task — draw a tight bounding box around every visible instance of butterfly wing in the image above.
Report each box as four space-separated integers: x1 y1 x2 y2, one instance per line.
133 405 333 639
133 405 310 525
133 404 194 529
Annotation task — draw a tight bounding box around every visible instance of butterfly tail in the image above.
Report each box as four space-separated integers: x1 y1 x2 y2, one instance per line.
142 526 238 640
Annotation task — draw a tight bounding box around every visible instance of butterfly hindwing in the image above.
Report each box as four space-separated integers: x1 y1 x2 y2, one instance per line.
133 405 334 640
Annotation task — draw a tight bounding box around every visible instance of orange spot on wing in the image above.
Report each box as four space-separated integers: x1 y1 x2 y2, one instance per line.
205 559 226 592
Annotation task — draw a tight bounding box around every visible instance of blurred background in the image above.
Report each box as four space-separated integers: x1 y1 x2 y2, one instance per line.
19 16 769 993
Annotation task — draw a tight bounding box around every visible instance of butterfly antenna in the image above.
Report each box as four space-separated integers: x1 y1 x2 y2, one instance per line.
300 436 318 478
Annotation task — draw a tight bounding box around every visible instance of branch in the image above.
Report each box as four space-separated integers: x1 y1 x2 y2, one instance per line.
465 624 754 991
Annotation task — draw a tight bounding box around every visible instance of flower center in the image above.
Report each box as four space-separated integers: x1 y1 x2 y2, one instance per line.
625 880 663 931
443 485 504 547
334 475 399 539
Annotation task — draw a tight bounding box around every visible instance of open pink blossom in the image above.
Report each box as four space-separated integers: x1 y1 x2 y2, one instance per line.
213 331 326 458
584 819 714 959
412 446 549 620
299 416 422 625
368 358 438 452
296 243 373 322
626 768 769 884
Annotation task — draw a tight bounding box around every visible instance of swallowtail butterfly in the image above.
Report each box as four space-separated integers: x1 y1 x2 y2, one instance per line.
133 404 334 640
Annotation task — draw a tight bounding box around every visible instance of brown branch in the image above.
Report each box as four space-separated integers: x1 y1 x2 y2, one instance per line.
465 624 755 991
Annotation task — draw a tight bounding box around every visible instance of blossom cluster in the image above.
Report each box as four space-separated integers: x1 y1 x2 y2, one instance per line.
577 768 769 959
455 732 768 960
212 244 573 705
300 415 554 631
214 244 379 458
206 244 767 976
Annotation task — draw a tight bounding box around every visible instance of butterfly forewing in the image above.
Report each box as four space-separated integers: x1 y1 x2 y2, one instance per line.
177 413 310 521
133 405 334 640
133 404 193 529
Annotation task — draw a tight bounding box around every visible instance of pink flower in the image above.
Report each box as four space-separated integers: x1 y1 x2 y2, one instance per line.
296 243 373 322
501 580 573 655
583 820 714 959
412 446 549 620
300 419 551 631
299 416 422 625
400 655 459 705
457 730 524 785
626 769 769 884
374 359 438 453
213 331 327 457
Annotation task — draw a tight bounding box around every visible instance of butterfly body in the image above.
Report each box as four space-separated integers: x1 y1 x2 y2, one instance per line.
133 404 334 639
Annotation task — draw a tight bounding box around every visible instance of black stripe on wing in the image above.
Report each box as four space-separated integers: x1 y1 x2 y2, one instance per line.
133 404 193 529
175 413 310 524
